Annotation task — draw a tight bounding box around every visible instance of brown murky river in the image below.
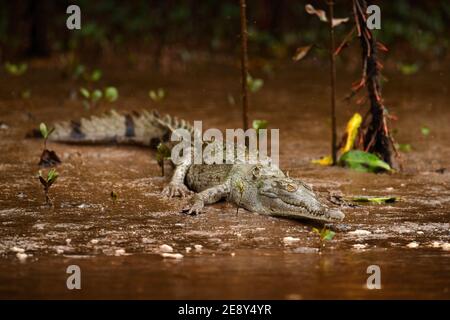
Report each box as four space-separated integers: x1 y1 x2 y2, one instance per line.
0 56 449 299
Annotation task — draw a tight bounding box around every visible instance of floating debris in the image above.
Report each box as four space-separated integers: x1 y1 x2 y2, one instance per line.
159 244 173 253
352 244 367 250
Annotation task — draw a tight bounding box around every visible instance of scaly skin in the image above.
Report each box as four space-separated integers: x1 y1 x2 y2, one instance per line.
46 110 344 223
165 161 345 223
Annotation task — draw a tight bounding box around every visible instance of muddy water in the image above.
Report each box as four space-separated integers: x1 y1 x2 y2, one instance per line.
0 57 449 299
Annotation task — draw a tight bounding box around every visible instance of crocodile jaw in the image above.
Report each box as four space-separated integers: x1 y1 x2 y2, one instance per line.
261 195 345 222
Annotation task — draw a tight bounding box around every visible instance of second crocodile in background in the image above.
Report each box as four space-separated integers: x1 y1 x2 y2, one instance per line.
44 110 345 223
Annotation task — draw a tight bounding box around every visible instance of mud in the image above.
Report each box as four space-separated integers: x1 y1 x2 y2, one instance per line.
0 56 449 299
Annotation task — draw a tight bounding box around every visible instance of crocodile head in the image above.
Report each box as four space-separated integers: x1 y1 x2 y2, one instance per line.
233 165 345 223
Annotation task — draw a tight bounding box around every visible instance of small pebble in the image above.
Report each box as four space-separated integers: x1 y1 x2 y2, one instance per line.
16 252 28 261
161 253 183 259
115 249 126 256
185 247 192 253
159 244 173 253
10 247 25 253
416 231 424 235
442 243 450 251
352 244 367 250
406 241 419 248
231 252 235 257
348 230 371 236
194 244 203 251
283 236 300 244
90 239 99 244
65 239 71 245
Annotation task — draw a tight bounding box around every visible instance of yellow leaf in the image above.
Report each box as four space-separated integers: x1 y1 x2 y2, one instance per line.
312 155 333 166
342 113 362 153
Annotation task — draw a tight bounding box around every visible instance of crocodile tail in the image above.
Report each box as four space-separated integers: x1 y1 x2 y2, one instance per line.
48 109 194 148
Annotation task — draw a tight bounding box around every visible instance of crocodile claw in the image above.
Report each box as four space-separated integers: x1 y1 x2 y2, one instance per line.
181 198 204 215
162 183 192 198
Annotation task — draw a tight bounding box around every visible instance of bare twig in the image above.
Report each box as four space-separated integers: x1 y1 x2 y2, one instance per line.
328 0 338 165
240 0 249 130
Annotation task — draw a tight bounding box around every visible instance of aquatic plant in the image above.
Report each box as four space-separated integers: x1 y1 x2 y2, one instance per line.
4 62 27 76
38 168 59 206
79 86 119 109
38 123 61 167
312 226 335 251
149 88 166 102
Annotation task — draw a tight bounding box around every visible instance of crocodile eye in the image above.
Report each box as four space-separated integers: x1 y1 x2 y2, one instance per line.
286 184 297 192
252 166 261 179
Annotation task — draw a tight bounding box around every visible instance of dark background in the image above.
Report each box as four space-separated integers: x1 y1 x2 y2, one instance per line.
0 0 449 63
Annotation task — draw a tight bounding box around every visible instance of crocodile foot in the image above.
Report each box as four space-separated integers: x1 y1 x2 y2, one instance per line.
181 197 204 215
162 183 192 198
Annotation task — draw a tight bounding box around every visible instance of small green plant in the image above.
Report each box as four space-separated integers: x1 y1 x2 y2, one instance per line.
149 88 166 102
246 74 264 93
79 86 118 109
39 123 61 167
252 120 268 134
420 126 430 137
110 191 118 203
104 86 119 102
4 62 28 76
38 169 59 206
40 122 55 149
312 226 335 251
156 143 171 176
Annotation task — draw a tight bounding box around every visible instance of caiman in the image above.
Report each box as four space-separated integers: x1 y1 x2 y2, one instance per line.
43 109 345 223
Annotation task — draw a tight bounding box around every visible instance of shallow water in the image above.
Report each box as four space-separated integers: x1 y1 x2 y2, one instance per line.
0 57 449 299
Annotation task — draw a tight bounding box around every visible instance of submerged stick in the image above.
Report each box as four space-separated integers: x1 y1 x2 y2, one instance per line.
328 0 338 165
240 0 249 130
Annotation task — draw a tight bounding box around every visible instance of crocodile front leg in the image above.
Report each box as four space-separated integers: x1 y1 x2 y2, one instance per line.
162 163 193 197
182 182 230 215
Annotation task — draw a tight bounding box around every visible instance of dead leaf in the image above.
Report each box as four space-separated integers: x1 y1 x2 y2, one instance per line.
332 17 349 27
305 4 327 22
305 4 349 28
39 149 62 167
292 45 313 62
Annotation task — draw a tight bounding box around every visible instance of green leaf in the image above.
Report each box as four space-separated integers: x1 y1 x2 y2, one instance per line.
252 120 268 133
339 150 391 173
351 196 397 204
322 230 335 241
398 63 419 76
104 86 119 102
421 126 430 137
39 123 48 139
149 88 165 102
79 87 90 99
246 74 264 93
91 69 102 82
5 62 27 76
73 64 85 79
91 89 103 102
396 143 412 153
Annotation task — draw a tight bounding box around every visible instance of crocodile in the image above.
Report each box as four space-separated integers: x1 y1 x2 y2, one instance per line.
44 109 345 222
